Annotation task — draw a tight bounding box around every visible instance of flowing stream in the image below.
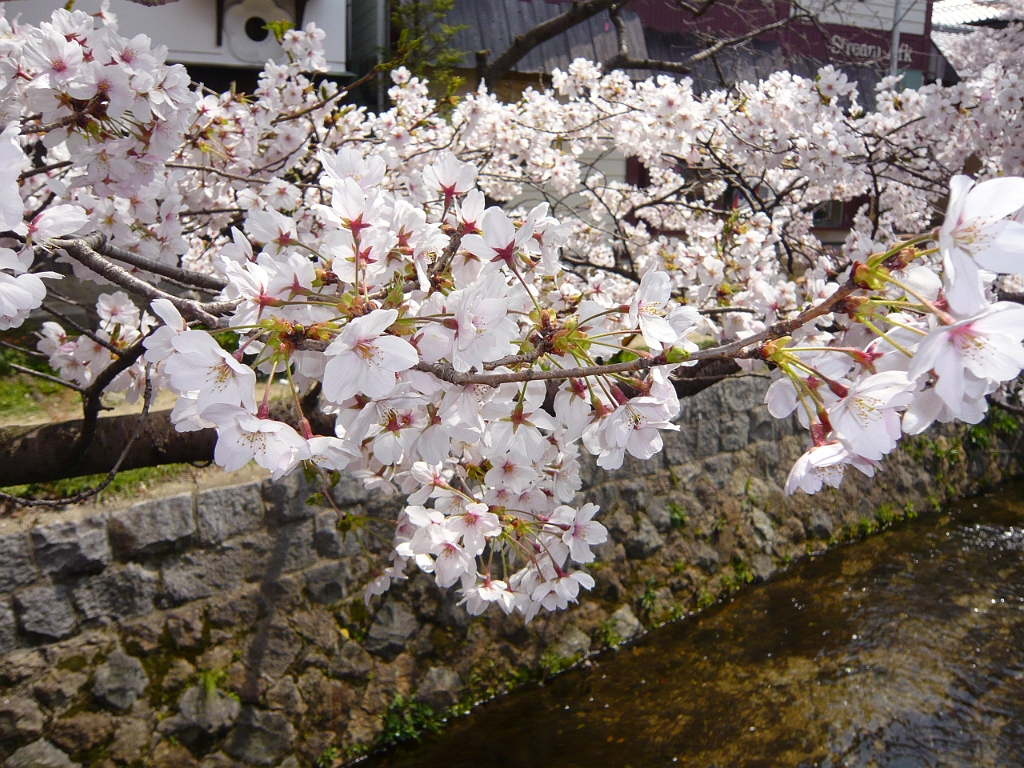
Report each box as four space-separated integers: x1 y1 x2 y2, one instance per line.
365 483 1024 768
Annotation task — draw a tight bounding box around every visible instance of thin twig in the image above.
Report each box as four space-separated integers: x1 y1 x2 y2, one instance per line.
40 304 124 356
7 362 84 393
19 160 72 180
271 67 379 125
698 306 760 316
0 339 47 358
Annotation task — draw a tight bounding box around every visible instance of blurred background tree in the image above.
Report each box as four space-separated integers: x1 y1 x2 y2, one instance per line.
390 0 468 95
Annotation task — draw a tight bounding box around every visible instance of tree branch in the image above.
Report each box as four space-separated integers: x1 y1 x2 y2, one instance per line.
50 236 237 327
0 395 336 489
6 362 85 393
0 365 155 509
84 233 228 292
481 0 622 86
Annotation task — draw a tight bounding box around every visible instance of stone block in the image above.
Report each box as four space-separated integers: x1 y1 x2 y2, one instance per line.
31 515 110 578
0 597 17 655
108 718 151 765
365 601 419 657
313 510 361 560
691 385 723 422
72 564 159 621
92 651 148 712
207 588 261 629
721 376 768 414
690 541 721 572
262 473 318 524
161 547 245 606
167 606 205 650
0 696 44 742
361 654 414 713
121 613 167 654
695 416 720 459
0 533 37 593
3 740 79 768
747 405 776 443
48 712 114 755
552 627 592 661
290 610 340 655
300 669 355 729
625 518 664 560
242 618 302 680
414 666 464 710
0 650 44 688
719 414 750 452
664 424 698 467
618 480 649 511
646 497 678 534
274 520 319 574
31 670 87 713
162 659 196 691
237 522 317 583
608 605 642 642
750 509 775 552
328 472 369 507
158 685 240 738
329 640 374 682
265 676 305 714
702 454 734 488
196 483 265 545
749 553 776 582
223 707 296 766
14 584 77 641
806 508 835 540
109 493 195 559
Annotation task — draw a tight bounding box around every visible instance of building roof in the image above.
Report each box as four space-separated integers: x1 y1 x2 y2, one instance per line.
931 0 1013 29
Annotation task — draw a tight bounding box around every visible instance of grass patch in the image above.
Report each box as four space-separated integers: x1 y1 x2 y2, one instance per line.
379 695 443 747
2 463 191 504
0 335 74 419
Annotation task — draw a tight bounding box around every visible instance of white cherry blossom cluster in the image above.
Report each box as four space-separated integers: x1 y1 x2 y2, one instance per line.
5 7 1024 619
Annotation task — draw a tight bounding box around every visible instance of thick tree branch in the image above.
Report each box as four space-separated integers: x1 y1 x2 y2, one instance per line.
0 409 215 488
604 8 695 75
481 0 622 86
0 366 155 508
0 397 336 489
83 233 228 292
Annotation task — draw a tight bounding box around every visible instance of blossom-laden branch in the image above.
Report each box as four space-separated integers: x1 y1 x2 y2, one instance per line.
4 7 1024 624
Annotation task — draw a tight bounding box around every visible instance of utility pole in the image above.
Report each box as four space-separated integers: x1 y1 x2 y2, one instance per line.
890 0 902 78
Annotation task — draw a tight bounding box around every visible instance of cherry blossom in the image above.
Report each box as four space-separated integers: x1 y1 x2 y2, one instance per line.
204 404 311 479
907 302 1024 413
164 332 258 415
322 309 419 404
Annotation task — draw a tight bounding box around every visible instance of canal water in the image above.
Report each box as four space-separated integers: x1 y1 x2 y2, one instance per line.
365 483 1024 768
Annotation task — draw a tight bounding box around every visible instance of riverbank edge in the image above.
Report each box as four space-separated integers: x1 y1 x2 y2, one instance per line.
0 375 1019 768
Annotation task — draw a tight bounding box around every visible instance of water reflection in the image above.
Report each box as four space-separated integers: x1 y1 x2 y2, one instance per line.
365 485 1024 768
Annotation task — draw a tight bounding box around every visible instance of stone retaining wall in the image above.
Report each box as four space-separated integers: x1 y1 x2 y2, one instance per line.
0 375 1019 767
